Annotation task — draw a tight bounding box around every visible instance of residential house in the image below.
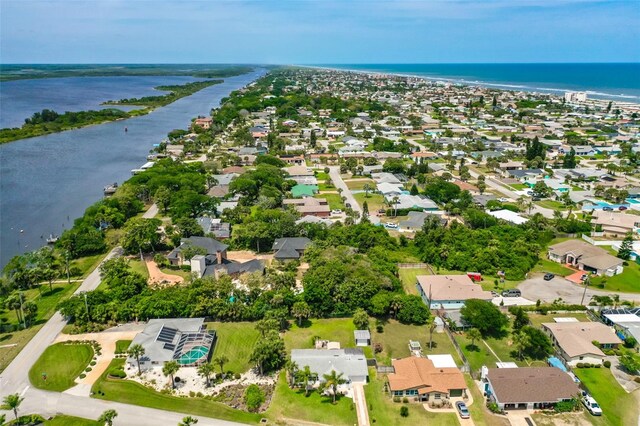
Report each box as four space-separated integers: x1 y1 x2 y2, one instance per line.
290 348 368 391
126 318 215 371
272 237 312 261
547 239 624 276
399 211 447 232
410 152 438 164
196 217 231 239
416 275 493 310
601 307 640 343
542 321 622 366
193 117 212 130
167 237 228 267
507 169 546 184
486 209 528 225
283 198 330 217
483 367 579 410
387 357 467 402
592 210 640 236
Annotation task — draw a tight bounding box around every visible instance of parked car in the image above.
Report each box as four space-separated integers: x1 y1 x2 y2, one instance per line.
455 401 470 419
619 206 628 211
543 273 555 281
582 395 602 416
378 209 386 214
385 222 398 229
498 197 509 202
532 197 541 201
526 191 534 196
602 206 613 211
502 289 522 297
331 209 343 215
580 274 589 281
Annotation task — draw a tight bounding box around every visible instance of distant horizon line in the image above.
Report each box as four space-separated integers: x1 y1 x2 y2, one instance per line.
2 62 639 66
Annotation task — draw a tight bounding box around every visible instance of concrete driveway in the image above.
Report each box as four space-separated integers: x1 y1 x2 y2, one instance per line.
517 273 640 305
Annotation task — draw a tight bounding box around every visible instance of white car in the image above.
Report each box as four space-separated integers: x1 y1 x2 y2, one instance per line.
582 395 602 416
498 197 509 202
331 209 343 215
385 222 398 229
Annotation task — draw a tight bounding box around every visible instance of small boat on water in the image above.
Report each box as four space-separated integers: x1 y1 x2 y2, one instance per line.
46 234 59 244
124 127 128 133
104 182 118 196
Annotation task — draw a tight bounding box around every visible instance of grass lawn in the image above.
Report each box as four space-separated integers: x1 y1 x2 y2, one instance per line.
206 322 260 374
345 179 376 190
509 183 529 190
159 266 192 280
284 318 356 352
115 339 132 354
531 257 574 277
92 359 261 424
0 281 81 373
536 200 567 210
365 368 459 426
528 312 590 329
464 375 510 426
29 342 94 391
590 253 640 293
353 192 385 212
265 372 357 426
371 319 461 366
574 367 639 426
398 268 430 295
128 259 150 279
44 415 100 426
314 193 344 210
70 253 107 278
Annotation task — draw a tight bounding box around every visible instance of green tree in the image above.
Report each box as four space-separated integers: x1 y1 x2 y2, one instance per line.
519 326 553 359
197 362 215 387
163 360 180 389
562 147 577 169
531 181 552 198
127 343 145 375
410 183 419 195
284 359 299 388
353 308 369 330
467 328 482 349
512 331 530 360
2 393 24 420
121 217 162 256
321 370 346 404
213 355 229 375
98 409 118 426
460 299 508 338
363 183 372 198
295 365 315 396
155 186 172 213
619 349 640 374
362 200 369 217
426 315 437 350
509 306 530 332
250 332 286 375
291 301 311 326
618 232 634 260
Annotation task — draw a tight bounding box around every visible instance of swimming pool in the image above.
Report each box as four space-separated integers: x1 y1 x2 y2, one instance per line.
626 198 640 205
178 345 209 365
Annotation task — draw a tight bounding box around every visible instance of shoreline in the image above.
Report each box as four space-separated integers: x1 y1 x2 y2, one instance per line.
299 64 640 105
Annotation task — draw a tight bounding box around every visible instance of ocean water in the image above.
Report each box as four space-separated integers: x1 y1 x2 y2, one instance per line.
0 75 207 129
318 63 640 102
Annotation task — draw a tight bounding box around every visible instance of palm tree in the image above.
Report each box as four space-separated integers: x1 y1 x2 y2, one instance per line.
392 196 400 217
295 365 314 396
3 393 24 420
426 316 437 350
213 355 229 375
163 360 180 389
322 370 346 404
512 331 530 361
127 343 145 375
362 183 372 198
285 359 299 388
467 328 482 349
197 363 215 387
389 295 403 319
179 416 199 426
98 409 118 426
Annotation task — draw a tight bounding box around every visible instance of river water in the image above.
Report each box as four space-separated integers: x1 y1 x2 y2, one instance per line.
0 69 266 267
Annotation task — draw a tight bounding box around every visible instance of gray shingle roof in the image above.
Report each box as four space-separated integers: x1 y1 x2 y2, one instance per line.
291 348 368 381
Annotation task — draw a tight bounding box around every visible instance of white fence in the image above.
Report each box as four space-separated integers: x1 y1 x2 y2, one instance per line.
581 234 623 247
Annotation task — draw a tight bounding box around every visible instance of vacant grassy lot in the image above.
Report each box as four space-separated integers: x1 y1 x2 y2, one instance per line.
314 192 344 210
0 281 81 372
398 267 430 295
265 372 357 425
353 192 386 212
29 343 94 391
283 318 356 351
365 368 459 426
92 359 261 424
345 179 376 191
575 367 639 426
44 415 100 426
206 321 260 374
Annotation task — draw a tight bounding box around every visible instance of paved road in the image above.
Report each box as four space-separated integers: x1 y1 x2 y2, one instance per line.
328 166 363 219
517 273 640 305
142 203 158 219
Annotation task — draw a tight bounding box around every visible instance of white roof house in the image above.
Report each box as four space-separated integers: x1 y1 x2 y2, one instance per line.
487 209 528 225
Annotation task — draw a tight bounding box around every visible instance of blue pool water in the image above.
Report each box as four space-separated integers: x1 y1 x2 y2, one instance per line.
626 198 640 205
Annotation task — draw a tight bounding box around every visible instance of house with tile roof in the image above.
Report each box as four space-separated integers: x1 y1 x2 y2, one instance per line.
387 357 467 402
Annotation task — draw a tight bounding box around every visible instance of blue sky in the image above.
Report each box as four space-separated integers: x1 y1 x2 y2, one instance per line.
1 0 638 64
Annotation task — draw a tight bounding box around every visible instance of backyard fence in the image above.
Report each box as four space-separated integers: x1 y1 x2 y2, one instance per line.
443 325 472 376
397 263 435 274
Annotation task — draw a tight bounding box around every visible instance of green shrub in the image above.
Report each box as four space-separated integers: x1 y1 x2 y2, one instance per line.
79 373 86 379
603 360 611 368
393 396 401 403
108 368 126 379
554 399 578 413
90 361 97 366
402 397 409 403
244 384 265 412
576 363 584 368
85 367 92 372
487 402 501 413
400 406 409 417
